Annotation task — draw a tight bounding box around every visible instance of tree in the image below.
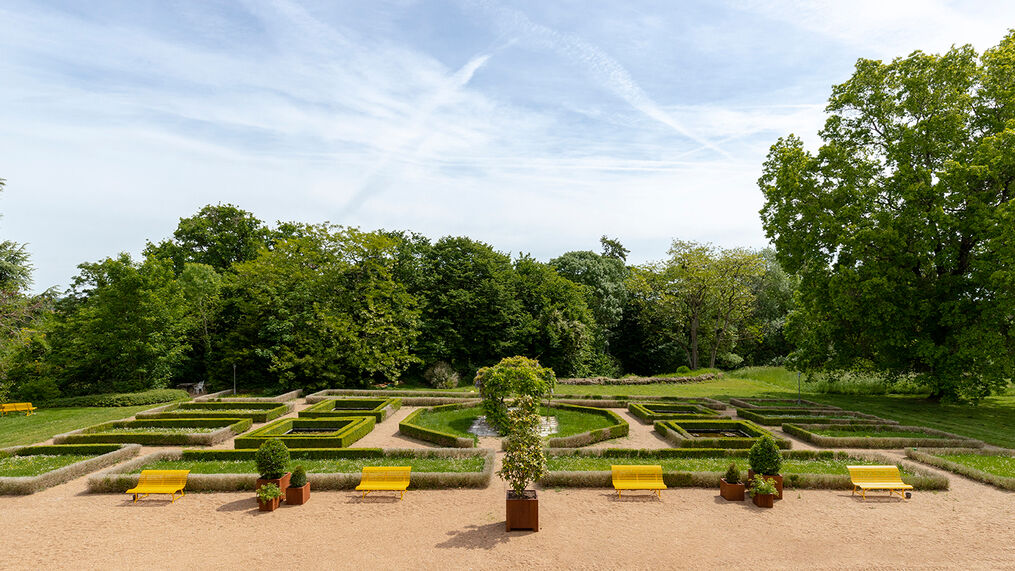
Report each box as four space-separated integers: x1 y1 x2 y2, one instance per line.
178 263 222 382
734 249 798 366
475 355 555 434
759 32 1015 401
497 394 547 496
144 203 270 272
550 247 628 335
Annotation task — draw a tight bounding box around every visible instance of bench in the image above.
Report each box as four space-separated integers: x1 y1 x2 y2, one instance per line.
1 403 38 416
612 464 667 498
125 470 190 503
356 466 411 500
847 465 913 500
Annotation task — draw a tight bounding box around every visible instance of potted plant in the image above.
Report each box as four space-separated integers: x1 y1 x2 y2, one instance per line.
255 438 291 501
256 483 283 511
747 435 783 500
286 465 310 505
498 394 546 532
748 474 777 508
719 462 745 501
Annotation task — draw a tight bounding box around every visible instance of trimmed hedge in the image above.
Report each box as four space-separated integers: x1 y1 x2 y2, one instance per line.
655 419 791 449
539 448 948 490
306 388 479 404
735 408 895 426
905 448 1015 490
305 388 726 410
628 402 720 423
0 443 141 494
545 404 629 448
87 447 495 492
783 423 984 449
399 404 478 448
42 389 191 408
136 402 291 423
300 398 402 422
728 397 840 410
53 418 252 446
233 417 375 449
197 389 302 403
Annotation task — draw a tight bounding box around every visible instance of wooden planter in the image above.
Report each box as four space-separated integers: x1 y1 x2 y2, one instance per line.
256 473 291 502
746 471 783 500
286 483 310 505
505 490 538 532
752 493 775 508
257 496 281 511
719 478 746 501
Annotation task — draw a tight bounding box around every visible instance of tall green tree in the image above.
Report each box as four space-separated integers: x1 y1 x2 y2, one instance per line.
759 32 1015 400
145 203 270 273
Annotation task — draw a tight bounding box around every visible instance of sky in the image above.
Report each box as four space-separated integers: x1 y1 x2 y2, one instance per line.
2 1 1014 293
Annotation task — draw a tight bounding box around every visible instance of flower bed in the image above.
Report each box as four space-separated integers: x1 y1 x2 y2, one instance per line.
0 444 140 494
783 423 983 448
728 397 840 410
655 419 791 449
136 401 291 423
905 448 1015 490
195 389 302 403
299 398 401 422
735 408 895 426
87 447 495 492
233 417 375 449
53 418 252 446
628 402 720 423
306 388 479 404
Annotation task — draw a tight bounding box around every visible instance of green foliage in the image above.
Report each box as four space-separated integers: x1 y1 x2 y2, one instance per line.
256 482 283 502
497 395 546 495
43 389 190 408
423 361 460 389
144 203 269 272
748 474 777 496
255 439 290 480
476 356 555 434
759 33 1015 402
235 417 375 449
748 435 783 475
723 463 740 485
290 465 307 487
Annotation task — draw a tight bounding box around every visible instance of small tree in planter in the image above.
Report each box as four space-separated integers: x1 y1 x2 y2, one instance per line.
498 394 546 532
255 438 291 501
286 465 310 505
476 356 555 435
256 483 284 511
719 462 745 501
748 474 777 508
748 435 783 499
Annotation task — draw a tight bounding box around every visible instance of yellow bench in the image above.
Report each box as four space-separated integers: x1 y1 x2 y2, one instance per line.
125 470 190 503
847 465 913 500
612 465 667 498
356 466 411 500
1 402 38 416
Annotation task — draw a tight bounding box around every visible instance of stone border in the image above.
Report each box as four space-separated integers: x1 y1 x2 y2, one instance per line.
0 444 141 495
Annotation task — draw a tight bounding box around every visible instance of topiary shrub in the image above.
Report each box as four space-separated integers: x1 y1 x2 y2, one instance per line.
497 395 546 496
749 435 783 475
675 366 691 374
723 463 740 485
424 362 460 389
475 356 555 435
255 438 290 479
290 465 307 487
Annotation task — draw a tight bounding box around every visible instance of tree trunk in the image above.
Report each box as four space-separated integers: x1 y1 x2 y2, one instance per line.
689 314 699 369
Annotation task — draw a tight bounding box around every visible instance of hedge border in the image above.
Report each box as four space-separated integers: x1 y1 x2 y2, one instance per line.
233 417 375 449
196 389 303 403
299 398 402 422
783 423 984 449
136 402 291 423
86 447 495 492
735 408 895 426
655 419 792 449
0 443 141 495
306 388 726 410
728 397 840 410
545 404 629 448
52 418 252 446
538 448 948 490
399 404 478 448
306 388 480 404
628 402 720 424
904 447 1015 490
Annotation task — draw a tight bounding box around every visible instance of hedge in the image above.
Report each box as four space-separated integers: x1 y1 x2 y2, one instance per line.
136 402 291 423
545 404 629 448
196 389 302 403
306 388 479 404
399 404 477 448
0 443 140 494
538 448 948 490
233 417 375 449
305 388 726 410
728 397 840 410
87 447 495 492
655 419 791 449
783 423 984 449
299 398 402 422
735 408 895 426
628 402 720 423
53 418 252 446
904 448 1015 490
42 389 192 408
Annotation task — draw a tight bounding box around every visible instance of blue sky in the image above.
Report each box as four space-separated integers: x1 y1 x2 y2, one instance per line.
2 1 1013 292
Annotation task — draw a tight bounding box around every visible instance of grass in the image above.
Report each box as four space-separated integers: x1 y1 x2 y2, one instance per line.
0 405 158 448
555 377 780 398
936 453 1015 478
98 426 218 434
810 428 949 439
545 455 912 476
0 454 92 477
411 405 615 439
129 456 485 474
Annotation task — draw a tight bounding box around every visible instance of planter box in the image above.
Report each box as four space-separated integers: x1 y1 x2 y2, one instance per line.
257 496 280 511
506 490 538 532
256 473 291 502
719 478 745 501
752 493 774 508
286 483 310 505
747 471 783 500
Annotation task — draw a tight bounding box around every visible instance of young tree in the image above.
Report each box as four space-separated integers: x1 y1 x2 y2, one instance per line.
759 32 1015 401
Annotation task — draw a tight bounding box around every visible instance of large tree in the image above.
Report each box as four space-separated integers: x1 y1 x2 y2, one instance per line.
759 32 1015 401
145 203 270 273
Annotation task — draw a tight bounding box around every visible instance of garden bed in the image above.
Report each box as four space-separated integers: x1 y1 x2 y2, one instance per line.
735 408 895 426
905 447 1015 490
305 388 479 404
539 448 948 490
87 447 495 492
655 419 791 449
233 417 375 449
136 401 291 423
195 389 302 403
628 402 720 423
0 444 140 494
299 398 401 422
783 423 984 448
728 397 840 410
53 418 252 446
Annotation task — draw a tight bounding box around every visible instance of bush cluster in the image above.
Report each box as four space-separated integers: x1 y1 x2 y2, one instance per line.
424 362 460 389
43 389 191 408
255 439 291 479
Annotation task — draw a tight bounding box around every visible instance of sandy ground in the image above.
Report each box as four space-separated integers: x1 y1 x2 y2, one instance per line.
4 405 1014 570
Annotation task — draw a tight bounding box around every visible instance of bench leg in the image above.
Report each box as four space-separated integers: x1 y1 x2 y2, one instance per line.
400 490 404 501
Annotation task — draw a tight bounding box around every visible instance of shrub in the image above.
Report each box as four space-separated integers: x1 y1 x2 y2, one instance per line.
424 362 460 389
290 465 307 487
44 389 190 408
723 463 740 485
256 482 283 502
255 439 290 479
497 395 546 495
675 366 691 374
15 378 62 403
749 436 783 475
748 474 777 496
476 356 555 434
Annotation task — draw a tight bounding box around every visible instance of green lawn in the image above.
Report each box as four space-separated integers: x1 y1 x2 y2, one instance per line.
546 455 901 476
810 428 949 439
554 377 780 398
98 426 218 434
412 405 616 439
937 453 1015 478
0 454 91 477
130 456 485 474
0 406 158 448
